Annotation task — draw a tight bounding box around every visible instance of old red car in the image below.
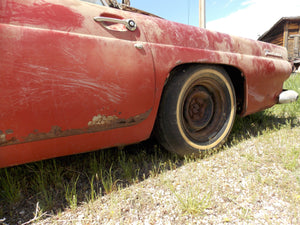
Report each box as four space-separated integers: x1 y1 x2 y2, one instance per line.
0 0 297 168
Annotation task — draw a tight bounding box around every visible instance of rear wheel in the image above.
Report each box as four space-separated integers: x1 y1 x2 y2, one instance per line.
155 65 236 156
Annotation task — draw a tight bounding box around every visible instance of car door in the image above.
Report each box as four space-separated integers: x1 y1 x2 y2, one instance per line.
0 0 155 146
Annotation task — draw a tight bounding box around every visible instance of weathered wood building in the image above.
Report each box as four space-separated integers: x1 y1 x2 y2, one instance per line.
258 17 300 70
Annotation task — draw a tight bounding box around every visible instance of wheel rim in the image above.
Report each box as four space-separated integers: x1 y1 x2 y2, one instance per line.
180 74 232 145
183 86 214 131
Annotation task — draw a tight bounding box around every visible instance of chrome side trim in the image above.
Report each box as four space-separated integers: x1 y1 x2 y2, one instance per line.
265 50 283 58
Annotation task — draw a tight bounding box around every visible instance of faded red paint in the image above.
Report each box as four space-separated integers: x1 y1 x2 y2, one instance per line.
141 15 291 115
0 0 292 168
0 0 84 30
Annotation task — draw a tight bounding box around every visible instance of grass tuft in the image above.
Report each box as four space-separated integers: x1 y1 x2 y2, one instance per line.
64 175 80 210
170 183 212 215
0 168 22 203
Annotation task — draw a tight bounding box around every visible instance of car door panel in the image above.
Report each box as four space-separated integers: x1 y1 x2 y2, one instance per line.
0 0 155 147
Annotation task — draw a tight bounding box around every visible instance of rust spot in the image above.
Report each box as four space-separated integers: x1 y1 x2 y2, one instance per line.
0 109 152 147
0 133 18 146
87 110 150 129
0 129 18 146
26 126 64 142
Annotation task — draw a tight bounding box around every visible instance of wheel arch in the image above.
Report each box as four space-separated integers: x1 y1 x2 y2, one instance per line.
154 63 240 155
164 63 246 115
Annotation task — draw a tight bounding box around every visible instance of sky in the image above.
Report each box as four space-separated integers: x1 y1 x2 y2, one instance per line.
130 0 300 40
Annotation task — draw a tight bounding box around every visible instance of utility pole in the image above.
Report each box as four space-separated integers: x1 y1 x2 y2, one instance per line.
199 0 206 28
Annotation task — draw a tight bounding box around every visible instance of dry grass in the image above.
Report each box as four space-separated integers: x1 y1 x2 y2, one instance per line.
37 126 300 224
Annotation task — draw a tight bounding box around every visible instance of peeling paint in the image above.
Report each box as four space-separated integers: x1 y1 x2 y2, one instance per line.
0 134 6 143
0 133 18 146
26 126 64 142
0 109 152 147
87 109 152 129
88 115 119 126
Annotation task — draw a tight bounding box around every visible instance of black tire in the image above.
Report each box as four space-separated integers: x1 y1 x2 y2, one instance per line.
155 65 236 156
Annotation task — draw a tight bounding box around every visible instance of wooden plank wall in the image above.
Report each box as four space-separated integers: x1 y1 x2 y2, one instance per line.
287 23 300 59
272 33 283 46
265 21 300 60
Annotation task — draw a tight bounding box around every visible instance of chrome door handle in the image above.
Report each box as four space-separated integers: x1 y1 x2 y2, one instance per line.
134 43 144 50
94 16 137 31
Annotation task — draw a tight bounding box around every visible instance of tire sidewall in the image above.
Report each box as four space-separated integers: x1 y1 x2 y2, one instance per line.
175 66 236 152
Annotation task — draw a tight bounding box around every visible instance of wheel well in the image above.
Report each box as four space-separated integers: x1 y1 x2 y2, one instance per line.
167 64 245 114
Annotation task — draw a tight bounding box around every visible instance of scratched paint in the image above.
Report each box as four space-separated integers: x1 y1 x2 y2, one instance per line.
0 0 84 31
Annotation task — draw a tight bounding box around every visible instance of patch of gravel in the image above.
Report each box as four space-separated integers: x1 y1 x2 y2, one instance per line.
35 127 300 224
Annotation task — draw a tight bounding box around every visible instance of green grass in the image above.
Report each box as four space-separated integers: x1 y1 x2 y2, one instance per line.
169 182 212 215
270 73 300 117
0 168 22 203
0 74 299 224
64 175 79 210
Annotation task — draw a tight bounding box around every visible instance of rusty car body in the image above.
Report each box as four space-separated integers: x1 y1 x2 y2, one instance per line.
0 0 297 168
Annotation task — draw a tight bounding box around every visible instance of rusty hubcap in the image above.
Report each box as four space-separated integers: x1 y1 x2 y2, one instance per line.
184 86 214 131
